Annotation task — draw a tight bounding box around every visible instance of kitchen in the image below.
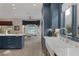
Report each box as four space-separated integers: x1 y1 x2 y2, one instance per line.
0 3 43 56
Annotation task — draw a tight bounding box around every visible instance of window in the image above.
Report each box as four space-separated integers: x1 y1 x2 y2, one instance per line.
65 7 72 36
24 24 38 35
60 12 65 34
61 4 77 40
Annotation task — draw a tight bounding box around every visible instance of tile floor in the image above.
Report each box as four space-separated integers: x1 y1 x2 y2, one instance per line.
0 35 44 56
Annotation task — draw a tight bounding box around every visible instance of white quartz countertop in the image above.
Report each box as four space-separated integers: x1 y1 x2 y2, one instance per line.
44 36 73 48
0 34 25 36
44 36 79 56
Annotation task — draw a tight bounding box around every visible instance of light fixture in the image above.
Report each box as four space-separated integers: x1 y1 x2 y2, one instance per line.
33 4 37 7
11 4 15 6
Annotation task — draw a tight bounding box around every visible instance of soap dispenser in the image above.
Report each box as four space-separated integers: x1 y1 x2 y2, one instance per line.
55 29 60 38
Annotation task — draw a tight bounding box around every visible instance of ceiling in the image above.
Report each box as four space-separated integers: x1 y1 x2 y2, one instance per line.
0 3 42 20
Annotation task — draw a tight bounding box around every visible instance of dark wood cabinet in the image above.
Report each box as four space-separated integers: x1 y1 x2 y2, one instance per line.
0 21 13 25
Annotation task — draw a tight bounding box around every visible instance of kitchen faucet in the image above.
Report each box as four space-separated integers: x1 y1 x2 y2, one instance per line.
58 28 69 43
55 28 68 40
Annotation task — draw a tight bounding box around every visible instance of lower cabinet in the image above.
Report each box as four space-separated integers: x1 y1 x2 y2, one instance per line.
0 36 24 49
0 36 2 48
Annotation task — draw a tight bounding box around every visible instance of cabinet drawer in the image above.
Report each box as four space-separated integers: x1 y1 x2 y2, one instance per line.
1 36 23 49
2 45 15 49
5 36 15 39
0 36 3 48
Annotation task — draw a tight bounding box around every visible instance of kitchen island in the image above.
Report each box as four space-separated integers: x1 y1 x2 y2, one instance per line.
44 36 79 56
0 34 24 49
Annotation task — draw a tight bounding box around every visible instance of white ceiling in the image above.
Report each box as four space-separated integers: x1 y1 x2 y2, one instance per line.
0 3 42 20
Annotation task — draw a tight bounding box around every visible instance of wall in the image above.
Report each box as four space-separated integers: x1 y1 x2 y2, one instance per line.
12 18 23 34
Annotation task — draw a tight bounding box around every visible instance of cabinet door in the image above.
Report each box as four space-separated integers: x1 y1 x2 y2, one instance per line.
12 36 23 48
2 36 15 48
2 36 8 48
0 36 2 48
6 36 15 48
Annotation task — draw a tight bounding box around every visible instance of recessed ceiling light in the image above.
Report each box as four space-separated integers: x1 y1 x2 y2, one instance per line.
33 4 37 7
12 4 15 6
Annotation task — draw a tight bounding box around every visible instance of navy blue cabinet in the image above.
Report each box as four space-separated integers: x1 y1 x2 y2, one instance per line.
0 36 24 49
0 36 2 48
